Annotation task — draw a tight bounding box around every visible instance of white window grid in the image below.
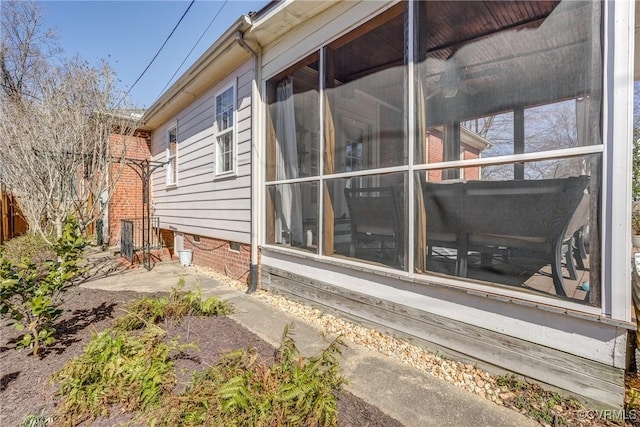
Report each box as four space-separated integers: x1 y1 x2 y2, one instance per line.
215 86 235 176
166 125 177 186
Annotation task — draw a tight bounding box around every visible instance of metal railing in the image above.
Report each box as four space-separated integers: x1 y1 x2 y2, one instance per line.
120 217 163 263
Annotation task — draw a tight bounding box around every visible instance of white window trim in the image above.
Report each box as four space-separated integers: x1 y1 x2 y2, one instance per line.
602 0 634 321
166 123 178 188
213 84 237 178
262 1 612 317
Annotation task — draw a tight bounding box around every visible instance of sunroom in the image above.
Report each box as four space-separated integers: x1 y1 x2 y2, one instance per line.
257 0 632 405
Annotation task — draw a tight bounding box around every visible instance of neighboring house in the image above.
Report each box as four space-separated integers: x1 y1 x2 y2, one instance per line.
105 130 151 246
141 0 637 407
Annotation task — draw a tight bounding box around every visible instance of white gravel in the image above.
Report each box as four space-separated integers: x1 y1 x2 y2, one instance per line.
193 266 509 406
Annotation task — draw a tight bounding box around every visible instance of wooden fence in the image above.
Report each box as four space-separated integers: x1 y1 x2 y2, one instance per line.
0 185 28 244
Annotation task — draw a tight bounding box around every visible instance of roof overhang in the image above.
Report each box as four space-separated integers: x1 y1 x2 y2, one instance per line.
140 15 252 130
431 125 493 151
248 0 335 47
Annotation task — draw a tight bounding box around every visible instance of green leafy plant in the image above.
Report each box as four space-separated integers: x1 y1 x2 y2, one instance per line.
632 128 640 201
496 374 585 426
114 278 232 331
152 324 345 427
20 410 53 427
0 217 85 355
0 232 55 267
627 387 640 411
53 325 182 426
633 211 640 235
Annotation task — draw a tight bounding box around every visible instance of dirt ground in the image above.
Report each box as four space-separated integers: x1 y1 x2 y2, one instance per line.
0 287 404 427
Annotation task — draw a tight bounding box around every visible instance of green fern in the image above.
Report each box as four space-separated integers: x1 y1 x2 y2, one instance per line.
20 410 53 427
150 323 345 427
53 325 180 426
114 280 232 331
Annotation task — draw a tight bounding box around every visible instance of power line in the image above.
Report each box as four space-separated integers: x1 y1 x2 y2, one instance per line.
116 0 196 108
154 0 229 104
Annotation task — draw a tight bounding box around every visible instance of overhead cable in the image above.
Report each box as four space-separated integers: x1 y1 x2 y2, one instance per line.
116 0 195 108
154 0 229 103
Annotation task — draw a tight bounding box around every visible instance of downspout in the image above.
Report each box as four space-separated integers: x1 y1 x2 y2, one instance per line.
235 26 262 294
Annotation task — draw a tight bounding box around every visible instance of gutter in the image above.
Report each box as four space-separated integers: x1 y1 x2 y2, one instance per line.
141 15 252 130
235 29 262 294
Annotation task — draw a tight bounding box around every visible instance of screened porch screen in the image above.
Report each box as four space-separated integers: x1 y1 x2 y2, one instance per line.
265 1 602 307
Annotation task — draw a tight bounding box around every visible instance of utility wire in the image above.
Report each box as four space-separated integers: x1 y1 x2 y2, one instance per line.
154 0 228 104
116 0 195 108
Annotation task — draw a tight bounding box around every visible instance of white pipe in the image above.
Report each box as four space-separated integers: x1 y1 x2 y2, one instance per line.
236 27 262 293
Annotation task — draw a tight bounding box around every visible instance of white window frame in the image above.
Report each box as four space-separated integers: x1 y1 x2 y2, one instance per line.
214 84 236 177
166 123 178 187
262 0 612 315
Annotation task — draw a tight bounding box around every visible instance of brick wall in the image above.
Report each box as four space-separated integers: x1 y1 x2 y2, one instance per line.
160 228 175 258
462 147 480 180
427 134 480 182
108 131 151 246
175 231 254 284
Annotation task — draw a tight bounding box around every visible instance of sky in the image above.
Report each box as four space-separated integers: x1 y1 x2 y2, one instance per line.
38 0 269 108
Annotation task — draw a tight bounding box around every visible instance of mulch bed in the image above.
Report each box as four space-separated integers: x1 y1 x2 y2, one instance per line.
0 287 403 426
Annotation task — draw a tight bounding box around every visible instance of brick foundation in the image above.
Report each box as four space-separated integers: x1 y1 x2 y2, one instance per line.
116 247 173 269
170 230 255 284
132 247 173 264
160 228 175 258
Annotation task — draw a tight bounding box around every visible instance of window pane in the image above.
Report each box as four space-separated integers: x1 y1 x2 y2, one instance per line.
266 181 319 254
167 127 177 185
217 132 233 173
414 154 600 306
323 172 406 270
415 1 602 164
266 54 320 181
216 87 234 131
324 2 407 175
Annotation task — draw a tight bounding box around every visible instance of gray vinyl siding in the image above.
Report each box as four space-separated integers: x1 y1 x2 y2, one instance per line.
151 60 253 243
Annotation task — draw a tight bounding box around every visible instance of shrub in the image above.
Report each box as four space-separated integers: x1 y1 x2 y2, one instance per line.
0 232 55 267
633 211 640 235
0 217 85 355
633 128 640 201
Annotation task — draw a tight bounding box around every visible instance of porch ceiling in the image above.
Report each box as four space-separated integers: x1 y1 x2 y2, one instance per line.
328 1 589 123
420 1 595 124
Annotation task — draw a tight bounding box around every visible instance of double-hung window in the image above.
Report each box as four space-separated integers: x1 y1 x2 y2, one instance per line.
166 125 177 187
215 86 235 176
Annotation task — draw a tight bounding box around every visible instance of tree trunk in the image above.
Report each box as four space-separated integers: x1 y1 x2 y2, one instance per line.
55 219 63 239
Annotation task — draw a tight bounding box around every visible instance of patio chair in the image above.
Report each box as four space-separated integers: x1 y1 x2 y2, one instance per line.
563 192 590 280
344 186 402 266
421 180 466 275
461 175 591 297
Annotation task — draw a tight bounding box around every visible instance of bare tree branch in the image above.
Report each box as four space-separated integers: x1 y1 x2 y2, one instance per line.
0 1 137 243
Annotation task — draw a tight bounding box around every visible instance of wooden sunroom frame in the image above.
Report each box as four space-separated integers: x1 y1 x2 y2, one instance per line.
248 0 637 407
